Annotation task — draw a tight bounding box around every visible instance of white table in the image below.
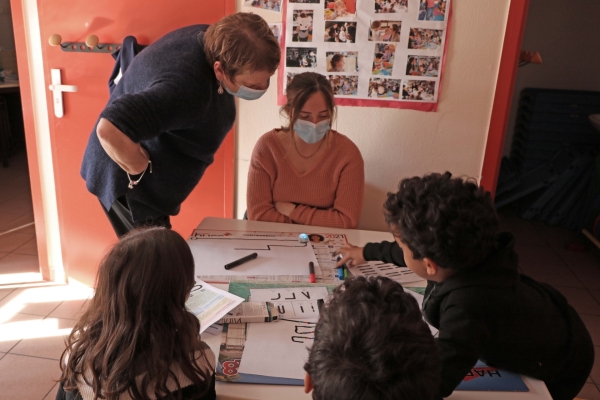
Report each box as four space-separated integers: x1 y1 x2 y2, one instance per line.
196 217 551 400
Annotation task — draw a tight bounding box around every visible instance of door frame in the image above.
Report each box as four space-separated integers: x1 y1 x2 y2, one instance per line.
10 0 61 282
480 0 530 197
10 0 237 284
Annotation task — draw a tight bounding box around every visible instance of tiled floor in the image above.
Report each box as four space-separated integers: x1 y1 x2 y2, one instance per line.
0 151 39 285
0 149 600 399
0 151 94 399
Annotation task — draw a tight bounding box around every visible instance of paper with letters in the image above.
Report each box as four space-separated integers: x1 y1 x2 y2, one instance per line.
347 261 423 284
234 286 435 380
250 286 329 319
238 318 317 379
237 287 328 379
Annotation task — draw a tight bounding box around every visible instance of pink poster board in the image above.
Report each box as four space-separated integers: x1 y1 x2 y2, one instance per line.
277 0 453 111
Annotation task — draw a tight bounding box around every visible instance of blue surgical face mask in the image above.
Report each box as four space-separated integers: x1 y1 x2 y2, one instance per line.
223 81 268 100
294 119 331 144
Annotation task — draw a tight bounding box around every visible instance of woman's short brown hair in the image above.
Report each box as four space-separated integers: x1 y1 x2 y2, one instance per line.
204 12 281 81
282 72 336 131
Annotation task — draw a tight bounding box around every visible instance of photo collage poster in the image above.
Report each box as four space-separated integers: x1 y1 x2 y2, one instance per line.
278 0 451 110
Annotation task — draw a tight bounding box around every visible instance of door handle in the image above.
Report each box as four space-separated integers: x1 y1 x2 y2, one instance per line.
48 84 77 92
48 68 78 118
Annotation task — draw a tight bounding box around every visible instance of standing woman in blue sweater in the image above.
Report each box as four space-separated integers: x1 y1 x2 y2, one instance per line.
81 13 281 237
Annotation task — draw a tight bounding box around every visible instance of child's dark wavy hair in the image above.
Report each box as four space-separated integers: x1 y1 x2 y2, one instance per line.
384 172 499 270
304 276 440 400
58 227 211 400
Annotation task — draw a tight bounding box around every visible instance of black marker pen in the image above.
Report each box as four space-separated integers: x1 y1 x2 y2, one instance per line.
224 252 258 270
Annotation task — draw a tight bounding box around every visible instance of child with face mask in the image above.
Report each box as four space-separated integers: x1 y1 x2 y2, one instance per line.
246 72 364 228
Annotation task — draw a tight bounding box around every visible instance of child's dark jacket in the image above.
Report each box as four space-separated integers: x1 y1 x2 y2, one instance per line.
364 232 593 398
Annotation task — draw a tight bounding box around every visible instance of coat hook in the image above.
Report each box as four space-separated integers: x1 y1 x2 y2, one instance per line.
48 34 68 49
85 35 102 49
48 34 133 53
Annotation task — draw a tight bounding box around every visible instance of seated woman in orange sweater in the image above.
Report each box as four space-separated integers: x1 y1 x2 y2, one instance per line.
247 72 364 228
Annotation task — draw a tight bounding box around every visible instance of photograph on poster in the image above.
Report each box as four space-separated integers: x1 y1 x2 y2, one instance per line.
324 0 356 21
406 56 440 77
244 0 281 12
408 28 443 50
374 0 407 13
368 78 401 99
418 0 447 21
292 10 313 42
270 23 282 43
324 22 357 43
402 80 436 101
286 48 318 68
326 52 359 73
371 43 395 75
368 20 401 42
286 72 300 88
290 0 319 3
328 75 359 96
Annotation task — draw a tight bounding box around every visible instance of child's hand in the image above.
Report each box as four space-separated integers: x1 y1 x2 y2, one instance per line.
335 244 366 267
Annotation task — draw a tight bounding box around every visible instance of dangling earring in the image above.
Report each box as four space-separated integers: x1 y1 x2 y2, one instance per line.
218 81 224 95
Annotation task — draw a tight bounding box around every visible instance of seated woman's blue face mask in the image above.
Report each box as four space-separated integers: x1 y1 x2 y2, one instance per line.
294 119 331 144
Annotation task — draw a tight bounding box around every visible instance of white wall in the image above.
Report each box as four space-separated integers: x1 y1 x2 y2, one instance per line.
503 0 600 156
235 0 510 231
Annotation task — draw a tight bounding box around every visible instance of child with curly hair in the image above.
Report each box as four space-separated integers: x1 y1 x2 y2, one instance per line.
336 172 593 400
304 276 440 400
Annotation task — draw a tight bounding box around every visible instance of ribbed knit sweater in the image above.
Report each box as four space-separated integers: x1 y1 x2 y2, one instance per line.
80 25 235 222
247 129 364 228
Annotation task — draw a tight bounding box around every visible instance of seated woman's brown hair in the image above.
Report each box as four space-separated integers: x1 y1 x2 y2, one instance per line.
283 72 336 131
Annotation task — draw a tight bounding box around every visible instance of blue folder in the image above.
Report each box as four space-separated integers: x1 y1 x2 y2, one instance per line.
455 361 529 392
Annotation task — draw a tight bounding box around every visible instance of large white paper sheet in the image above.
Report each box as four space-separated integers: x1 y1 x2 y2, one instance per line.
237 287 435 380
250 287 329 319
185 279 244 333
237 287 328 379
188 230 321 277
238 318 317 380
